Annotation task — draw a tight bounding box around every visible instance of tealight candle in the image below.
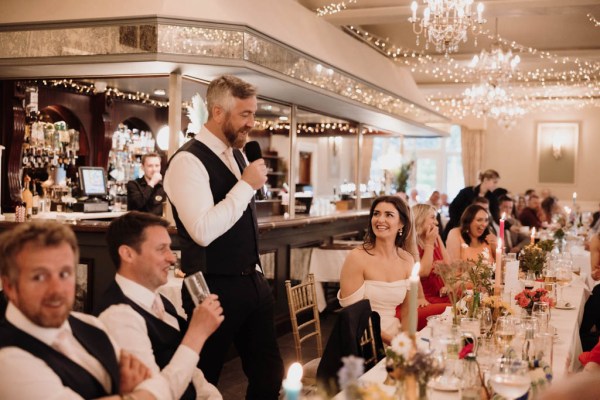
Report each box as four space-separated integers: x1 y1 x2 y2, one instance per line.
408 262 420 336
283 362 303 400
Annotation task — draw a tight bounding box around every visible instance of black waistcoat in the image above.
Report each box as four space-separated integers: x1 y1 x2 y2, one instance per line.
0 315 120 398
94 281 196 400
166 139 260 275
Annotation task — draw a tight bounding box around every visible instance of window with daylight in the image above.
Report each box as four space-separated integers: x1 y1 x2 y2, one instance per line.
404 125 464 202
367 125 464 200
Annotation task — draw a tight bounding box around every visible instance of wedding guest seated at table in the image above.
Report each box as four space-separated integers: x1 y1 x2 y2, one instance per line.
498 195 530 253
580 231 600 351
412 204 451 305
519 193 544 229
541 196 566 225
95 211 224 399
446 204 498 263
338 196 424 344
472 196 499 236
0 221 155 399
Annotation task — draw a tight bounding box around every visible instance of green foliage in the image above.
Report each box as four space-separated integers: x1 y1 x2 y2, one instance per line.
519 244 546 273
395 161 414 193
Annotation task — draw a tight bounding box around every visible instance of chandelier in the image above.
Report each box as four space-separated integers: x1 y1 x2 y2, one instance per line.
463 82 510 118
469 43 520 85
409 0 486 54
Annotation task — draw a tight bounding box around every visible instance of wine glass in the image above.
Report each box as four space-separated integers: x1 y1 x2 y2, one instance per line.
479 308 493 337
555 264 572 307
489 358 531 399
495 316 516 350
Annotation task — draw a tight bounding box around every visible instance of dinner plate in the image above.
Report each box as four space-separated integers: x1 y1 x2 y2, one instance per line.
555 304 575 310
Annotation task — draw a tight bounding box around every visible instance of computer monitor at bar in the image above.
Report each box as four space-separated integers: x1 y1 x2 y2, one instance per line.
78 166 108 198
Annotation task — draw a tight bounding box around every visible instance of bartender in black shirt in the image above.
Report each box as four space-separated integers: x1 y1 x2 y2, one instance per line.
126 153 166 216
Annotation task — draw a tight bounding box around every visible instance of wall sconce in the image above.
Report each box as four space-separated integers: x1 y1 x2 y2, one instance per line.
552 139 562 160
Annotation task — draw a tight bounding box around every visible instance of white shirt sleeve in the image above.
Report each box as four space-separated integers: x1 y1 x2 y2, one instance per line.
0 347 86 400
164 151 255 246
99 304 202 400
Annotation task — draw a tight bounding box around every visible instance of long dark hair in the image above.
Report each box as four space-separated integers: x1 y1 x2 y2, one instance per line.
541 196 558 221
459 204 491 245
363 195 413 252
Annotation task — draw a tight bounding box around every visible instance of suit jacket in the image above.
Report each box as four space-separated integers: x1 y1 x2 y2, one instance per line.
317 299 384 396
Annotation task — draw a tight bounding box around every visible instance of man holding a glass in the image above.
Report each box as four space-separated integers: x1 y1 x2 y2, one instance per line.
95 211 224 399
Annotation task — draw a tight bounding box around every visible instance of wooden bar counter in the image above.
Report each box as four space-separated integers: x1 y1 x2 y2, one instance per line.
0 210 369 330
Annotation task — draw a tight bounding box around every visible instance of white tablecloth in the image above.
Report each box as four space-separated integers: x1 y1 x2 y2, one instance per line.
307 247 351 311
333 284 589 399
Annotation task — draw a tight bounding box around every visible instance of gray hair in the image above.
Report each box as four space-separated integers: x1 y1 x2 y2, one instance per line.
206 75 257 118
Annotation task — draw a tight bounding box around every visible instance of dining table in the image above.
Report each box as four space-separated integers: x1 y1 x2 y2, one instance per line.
332 274 590 399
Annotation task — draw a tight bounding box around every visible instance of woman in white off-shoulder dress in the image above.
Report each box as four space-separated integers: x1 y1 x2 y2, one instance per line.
338 195 425 344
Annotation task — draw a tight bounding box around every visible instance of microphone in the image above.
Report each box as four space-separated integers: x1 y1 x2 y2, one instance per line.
243 141 266 200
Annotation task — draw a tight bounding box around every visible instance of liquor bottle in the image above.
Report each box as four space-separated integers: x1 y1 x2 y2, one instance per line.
31 182 40 215
22 177 33 217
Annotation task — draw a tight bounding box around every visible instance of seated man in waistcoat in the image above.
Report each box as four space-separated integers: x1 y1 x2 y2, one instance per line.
0 220 155 400
95 211 224 400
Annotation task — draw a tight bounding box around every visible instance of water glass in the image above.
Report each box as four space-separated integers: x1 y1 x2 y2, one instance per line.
534 332 554 366
183 271 211 306
478 308 493 336
489 359 531 400
533 311 549 333
476 337 499 375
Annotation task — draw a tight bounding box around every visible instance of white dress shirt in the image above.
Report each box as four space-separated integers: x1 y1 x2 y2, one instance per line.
0 303 125 399
163 126 255 247
98 274 221 400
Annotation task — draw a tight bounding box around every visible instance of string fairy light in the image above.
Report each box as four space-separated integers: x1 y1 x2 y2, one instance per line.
316 0 358 17
343 25 600 125
38 79 169 108
588 13 600 27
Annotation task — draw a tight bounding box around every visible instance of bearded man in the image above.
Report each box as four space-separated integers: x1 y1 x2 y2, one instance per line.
164 75 283 400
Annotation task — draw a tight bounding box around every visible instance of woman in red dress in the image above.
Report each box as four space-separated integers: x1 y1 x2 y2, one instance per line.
412 204 451 304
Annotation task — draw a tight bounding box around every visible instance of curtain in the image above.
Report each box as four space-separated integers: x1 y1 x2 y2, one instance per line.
360 137 374 185
460 126 485 186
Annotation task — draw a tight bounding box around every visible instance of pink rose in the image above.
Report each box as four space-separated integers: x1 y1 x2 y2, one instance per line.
518 296 531 308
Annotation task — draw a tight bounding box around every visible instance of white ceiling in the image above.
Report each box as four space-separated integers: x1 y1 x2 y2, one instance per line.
298 0 600 119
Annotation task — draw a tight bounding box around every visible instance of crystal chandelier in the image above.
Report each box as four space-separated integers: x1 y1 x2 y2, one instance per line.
463 82 510 118
409 0 486 54
469 43 520 85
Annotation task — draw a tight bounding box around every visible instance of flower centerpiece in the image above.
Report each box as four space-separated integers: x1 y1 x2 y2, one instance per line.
519 243 546 276
385 332 443 399
480 295 513 323
435 254 494 322
514 288 555 315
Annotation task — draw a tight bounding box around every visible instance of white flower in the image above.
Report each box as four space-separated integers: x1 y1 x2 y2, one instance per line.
390 332 412 359
337 355 365 390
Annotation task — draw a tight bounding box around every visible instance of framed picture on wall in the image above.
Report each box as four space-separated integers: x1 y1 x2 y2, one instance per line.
536 122 579 184
74 259 94 313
